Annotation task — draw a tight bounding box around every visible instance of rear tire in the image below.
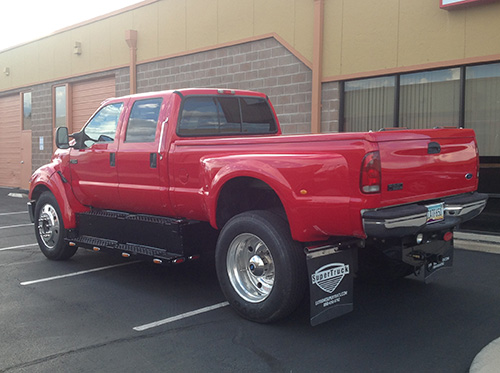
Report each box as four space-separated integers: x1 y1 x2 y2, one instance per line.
34 192 77 260
215 210 306 323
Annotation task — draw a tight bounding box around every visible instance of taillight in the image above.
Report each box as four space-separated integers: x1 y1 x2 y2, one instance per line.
217 89 235 95
360 151 381 194
475 139 480 180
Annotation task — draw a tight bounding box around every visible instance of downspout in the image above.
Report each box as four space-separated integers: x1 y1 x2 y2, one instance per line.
311 0 324 133
125 30 138 95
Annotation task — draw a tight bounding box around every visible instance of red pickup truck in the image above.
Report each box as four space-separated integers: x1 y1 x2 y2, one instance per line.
28 88 487 325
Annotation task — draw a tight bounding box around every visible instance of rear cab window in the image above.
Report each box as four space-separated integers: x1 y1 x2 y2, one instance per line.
177 95 277 137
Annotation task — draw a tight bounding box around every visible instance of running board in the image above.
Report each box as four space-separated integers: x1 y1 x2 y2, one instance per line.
66 235 190 264
68 208 219 261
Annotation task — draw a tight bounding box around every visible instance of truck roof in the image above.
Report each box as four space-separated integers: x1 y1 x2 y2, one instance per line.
101 88 267 105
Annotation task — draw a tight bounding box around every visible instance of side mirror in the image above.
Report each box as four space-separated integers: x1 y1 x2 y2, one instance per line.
55 127 70 149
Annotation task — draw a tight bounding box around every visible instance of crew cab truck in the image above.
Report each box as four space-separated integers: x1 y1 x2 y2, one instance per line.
28 88 487 325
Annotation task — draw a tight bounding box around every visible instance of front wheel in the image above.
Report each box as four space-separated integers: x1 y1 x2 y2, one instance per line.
215 211 306 323
34 192 77 260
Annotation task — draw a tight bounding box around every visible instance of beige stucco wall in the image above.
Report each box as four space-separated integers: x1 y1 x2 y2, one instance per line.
1 0 499 92
323 0 500 80
0 0 314 92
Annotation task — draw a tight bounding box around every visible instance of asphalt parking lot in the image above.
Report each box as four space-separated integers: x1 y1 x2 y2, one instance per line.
1 187 499 373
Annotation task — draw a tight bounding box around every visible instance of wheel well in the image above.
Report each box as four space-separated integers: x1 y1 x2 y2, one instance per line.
31 185 50 201
216 177 286 229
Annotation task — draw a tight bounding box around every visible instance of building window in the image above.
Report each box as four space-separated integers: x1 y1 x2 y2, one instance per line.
344 76 395 132
54 85 67 128
22 92 32 130
465 63 500 157
400 68 461 129
342 63 499 157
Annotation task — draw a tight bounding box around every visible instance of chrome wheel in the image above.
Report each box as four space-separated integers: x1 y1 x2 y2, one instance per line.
226 233 275 303
37 204 60 249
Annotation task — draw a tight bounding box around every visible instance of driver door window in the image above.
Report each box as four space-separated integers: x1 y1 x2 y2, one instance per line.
83 102 123 148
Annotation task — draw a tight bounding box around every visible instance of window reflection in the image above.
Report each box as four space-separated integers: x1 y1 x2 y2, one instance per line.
23 92 32 130
344 76 395 132
400 68 460 129
466 63 500 157
55 86 67 128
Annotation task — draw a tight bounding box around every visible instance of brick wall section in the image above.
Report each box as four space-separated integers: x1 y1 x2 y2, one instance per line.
321 81 340 133
31 84 54 171
135 38 313 134
115 68 130 98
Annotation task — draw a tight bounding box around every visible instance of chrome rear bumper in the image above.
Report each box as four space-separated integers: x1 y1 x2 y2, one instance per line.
362 192 488 238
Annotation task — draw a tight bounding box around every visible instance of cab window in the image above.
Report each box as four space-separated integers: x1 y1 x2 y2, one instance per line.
125 98 162 143
177 96 277 136
82 102 123 148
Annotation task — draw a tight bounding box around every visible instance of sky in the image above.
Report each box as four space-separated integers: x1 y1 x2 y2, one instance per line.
0 0 142 51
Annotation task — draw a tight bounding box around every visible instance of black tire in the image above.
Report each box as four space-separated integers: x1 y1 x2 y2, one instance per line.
215 210 306 323
34 192 78 260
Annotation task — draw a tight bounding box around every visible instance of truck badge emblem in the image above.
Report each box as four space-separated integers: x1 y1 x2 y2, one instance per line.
465 173 473 180
311 263 350 294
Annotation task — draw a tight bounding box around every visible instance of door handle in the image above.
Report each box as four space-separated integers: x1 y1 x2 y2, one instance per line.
428 142 441 154
150 153 157 168
110 153 116 167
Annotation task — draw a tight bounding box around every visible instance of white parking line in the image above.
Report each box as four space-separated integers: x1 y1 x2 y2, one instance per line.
20 261 141 286
0 211 28 216
0 243 38 252
0 223 32 230
133 301 230 331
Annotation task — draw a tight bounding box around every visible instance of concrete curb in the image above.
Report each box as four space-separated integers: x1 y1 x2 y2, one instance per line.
454 232 500 255
470 337 500 373
7 192 28 199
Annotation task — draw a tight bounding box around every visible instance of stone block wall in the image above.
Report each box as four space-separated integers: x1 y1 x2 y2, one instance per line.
135 37 313 134
321 81 341 133
31 83 55 171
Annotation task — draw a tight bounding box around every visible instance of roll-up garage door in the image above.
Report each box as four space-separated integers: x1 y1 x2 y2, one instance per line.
72 76 116 132
0 94 21 188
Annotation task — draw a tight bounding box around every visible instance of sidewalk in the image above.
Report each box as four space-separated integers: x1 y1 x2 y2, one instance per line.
454 231 500 373
454 231 500 255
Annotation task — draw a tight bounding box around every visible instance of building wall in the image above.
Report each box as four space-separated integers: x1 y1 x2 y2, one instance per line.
134 38 313 133
1 35 315 179
0 0 314 92
323 0 500 80
0 0 498 189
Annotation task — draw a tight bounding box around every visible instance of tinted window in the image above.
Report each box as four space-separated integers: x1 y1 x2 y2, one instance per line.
125 98 162 143
83 102 123 148
241 97 276 133
178 96 277 136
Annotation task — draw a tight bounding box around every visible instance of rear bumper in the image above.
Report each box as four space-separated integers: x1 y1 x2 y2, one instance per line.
362 192 488 238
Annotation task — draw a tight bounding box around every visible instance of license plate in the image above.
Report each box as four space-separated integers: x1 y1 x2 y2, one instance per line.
426 203 444 224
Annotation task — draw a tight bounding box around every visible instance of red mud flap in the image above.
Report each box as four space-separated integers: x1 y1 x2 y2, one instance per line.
306 240 361 326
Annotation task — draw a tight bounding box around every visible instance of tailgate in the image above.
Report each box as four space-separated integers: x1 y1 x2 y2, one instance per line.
372 129 478 206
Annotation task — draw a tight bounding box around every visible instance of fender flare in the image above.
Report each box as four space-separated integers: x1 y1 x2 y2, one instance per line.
30 168 88 229
202 158 295 230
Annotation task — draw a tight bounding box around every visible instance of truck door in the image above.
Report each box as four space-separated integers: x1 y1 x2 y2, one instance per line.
69 101 125 209
115 97 172 216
